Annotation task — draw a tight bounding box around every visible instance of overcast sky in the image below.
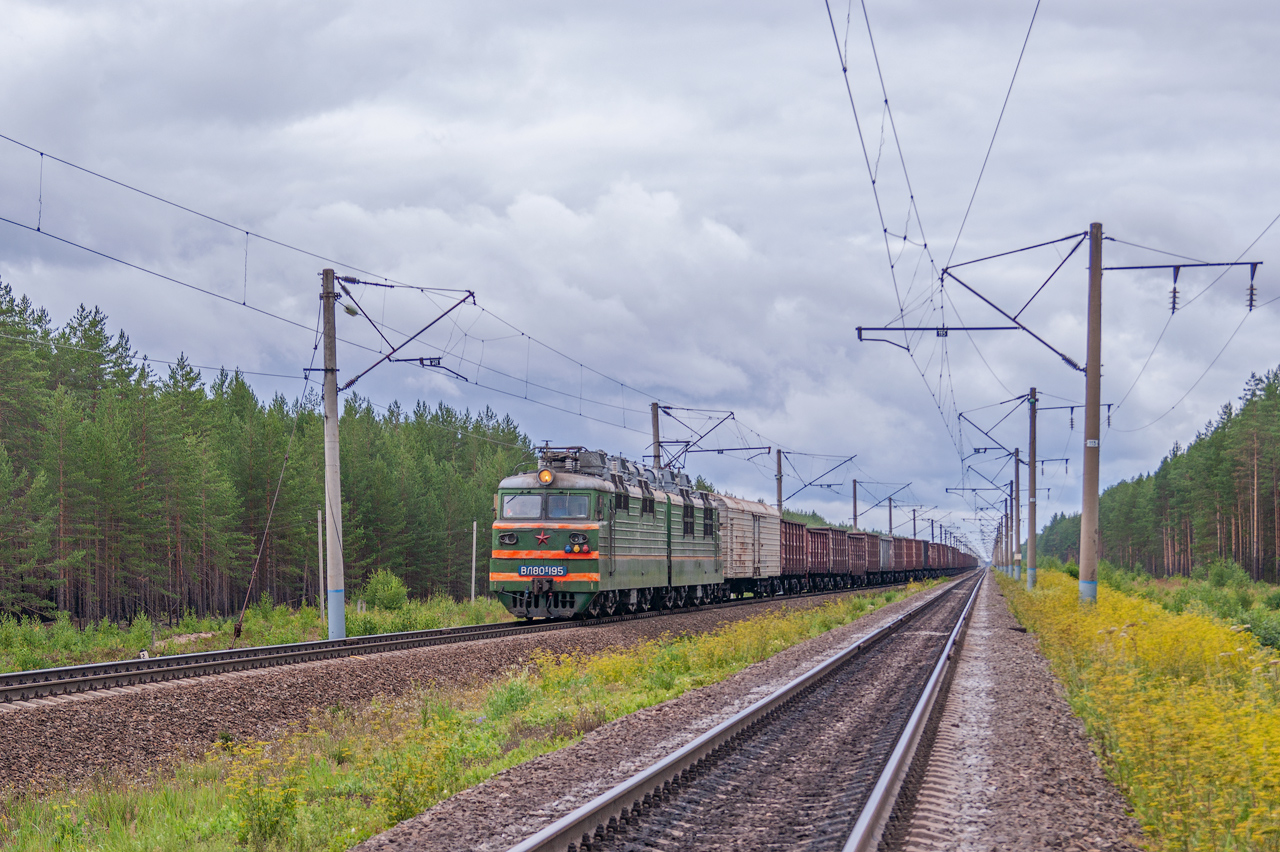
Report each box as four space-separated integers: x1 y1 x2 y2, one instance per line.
2 1 1278 557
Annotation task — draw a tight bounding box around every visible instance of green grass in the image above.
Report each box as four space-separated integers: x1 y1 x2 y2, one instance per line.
0 582 936 852
0 594 513 675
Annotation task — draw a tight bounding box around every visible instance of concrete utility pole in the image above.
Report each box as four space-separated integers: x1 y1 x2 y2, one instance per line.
1079 223 1103 603
322 269 346 640
852 479 858 530
1028 387 1038 590
1014 448 1022 581
1007 489 1014 574
317 508 325 619
776 450 783 513
912 508 917 538
470 520 477 602
651 402 662 469
889 498 894 535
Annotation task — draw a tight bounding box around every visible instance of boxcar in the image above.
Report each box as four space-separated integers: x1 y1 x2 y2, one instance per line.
848 532 869 582
781 519 807 577
876 535 894 579
806 527 832 573
829 529 851 576
710 494 782 596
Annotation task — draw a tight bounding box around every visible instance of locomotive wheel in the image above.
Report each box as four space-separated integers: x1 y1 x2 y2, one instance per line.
603 590 619 616
659 586 676 609
637 588 653 612
586 594 603 618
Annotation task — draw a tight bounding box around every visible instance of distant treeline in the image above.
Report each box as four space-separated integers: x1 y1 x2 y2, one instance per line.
1039 367 1280 581
0 281 533 623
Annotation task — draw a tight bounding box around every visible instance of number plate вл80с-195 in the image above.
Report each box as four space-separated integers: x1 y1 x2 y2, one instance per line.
518 565 568 577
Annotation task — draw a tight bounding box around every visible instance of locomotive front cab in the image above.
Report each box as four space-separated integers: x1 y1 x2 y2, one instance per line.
490 467 606 619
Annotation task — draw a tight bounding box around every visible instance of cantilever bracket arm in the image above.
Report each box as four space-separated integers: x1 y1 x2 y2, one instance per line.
856 325 1019 350
341 290 476 390
783 455 857 503
389 356 469 383
856 327 910 351
939 269 1085 373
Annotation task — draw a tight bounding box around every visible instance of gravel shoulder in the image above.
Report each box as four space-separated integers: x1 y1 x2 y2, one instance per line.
899 572 1146 851
0 591 871 793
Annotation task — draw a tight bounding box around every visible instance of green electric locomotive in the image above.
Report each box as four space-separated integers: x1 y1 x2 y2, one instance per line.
489 447 723 618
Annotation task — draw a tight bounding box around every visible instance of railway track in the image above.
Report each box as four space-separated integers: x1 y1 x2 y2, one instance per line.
0 582 923 705
505 571 983 852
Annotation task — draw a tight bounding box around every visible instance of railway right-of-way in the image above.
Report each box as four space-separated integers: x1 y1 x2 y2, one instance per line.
356 572 1145 852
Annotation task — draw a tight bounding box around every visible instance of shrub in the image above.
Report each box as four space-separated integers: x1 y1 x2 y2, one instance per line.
1233 587 1255 613
1204 558 1250 589
363 570 409 612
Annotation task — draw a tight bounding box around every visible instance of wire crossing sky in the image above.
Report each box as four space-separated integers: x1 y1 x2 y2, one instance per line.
1 0 1278 552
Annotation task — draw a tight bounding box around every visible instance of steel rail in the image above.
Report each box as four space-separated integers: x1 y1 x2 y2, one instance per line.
843 569 984 852
504 578 969 852
0 576 958 704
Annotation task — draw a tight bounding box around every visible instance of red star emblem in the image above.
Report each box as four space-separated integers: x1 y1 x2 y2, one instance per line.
535 531 550 545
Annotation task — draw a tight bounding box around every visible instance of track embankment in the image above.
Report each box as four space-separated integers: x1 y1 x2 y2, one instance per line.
1 592 861 792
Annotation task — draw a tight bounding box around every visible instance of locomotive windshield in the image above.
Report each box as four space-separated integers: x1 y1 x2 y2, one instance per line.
502 494 543 519
501 493 591 519
547 494 590 519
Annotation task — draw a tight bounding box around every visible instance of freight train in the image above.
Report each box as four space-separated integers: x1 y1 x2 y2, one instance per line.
489 446 978 619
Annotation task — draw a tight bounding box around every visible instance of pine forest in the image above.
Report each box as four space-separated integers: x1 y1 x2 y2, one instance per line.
0 281 533 624
1040 368 1280 582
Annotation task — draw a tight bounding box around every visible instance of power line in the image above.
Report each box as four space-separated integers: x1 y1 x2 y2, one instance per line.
0 133 662 432
0 133 464 294
943 0 1042 270
0 212 334 338
823 0 963 463
1104 212 1279 430
1107 310 1252 435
